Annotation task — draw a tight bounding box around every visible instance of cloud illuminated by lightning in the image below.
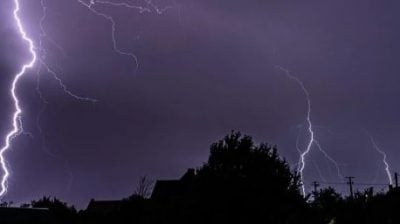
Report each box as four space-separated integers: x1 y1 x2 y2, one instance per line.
0 0 38 196
276 65 342 196
365 131 393 185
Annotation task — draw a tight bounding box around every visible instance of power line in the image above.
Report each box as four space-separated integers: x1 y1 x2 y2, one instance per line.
309 181 389 186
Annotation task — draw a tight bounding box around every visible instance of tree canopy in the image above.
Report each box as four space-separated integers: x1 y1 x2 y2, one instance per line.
165 132 307 223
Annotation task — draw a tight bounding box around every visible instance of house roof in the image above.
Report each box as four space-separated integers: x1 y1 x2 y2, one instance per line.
151 169 196 201
151 180 181 200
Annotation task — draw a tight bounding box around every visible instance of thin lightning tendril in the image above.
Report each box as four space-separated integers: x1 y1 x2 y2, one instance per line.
276 66 342 196
366 131 393 185
314 140 344 180
0 0 38 197
36 0 99 192
94 0 176 14
38 0 97 103
77 0 176 73
93 0 151 13
41 63 98 102
77 0 143 73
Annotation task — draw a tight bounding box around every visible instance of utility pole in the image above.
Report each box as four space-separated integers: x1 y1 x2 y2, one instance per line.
312 181 320 194
346 176 354 198
395 172 399 188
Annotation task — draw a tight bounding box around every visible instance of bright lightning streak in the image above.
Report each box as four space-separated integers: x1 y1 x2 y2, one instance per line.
276 66 342 196
276 66 314 196
294 125 343 181
0 0 38 197
366 132 393 185
0 0 175 198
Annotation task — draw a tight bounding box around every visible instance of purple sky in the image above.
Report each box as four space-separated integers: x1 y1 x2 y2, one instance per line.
1 0 400 207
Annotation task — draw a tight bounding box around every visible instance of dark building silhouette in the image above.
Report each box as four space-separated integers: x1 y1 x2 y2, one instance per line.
151 168 195 202
82 168 196 212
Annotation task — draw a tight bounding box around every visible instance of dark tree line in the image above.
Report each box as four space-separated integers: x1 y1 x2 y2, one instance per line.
17 132 400 224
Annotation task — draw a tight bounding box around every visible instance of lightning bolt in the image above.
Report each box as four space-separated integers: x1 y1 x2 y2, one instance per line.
0 0 38 196
365 131 393 185
276 66 342 196
0 0 176 198
0 0 95 198
276 66 313 196
294 125 343 181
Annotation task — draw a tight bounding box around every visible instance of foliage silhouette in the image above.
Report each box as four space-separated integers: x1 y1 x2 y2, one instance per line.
191 132 306 223
30 196 77 224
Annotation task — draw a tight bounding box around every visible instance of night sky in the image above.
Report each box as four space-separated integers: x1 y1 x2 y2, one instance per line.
1 0 400 207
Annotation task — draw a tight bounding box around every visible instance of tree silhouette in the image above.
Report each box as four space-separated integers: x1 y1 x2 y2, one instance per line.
31 196 77 224
310 187 343 223
157 131 307 224
132 176 154 199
